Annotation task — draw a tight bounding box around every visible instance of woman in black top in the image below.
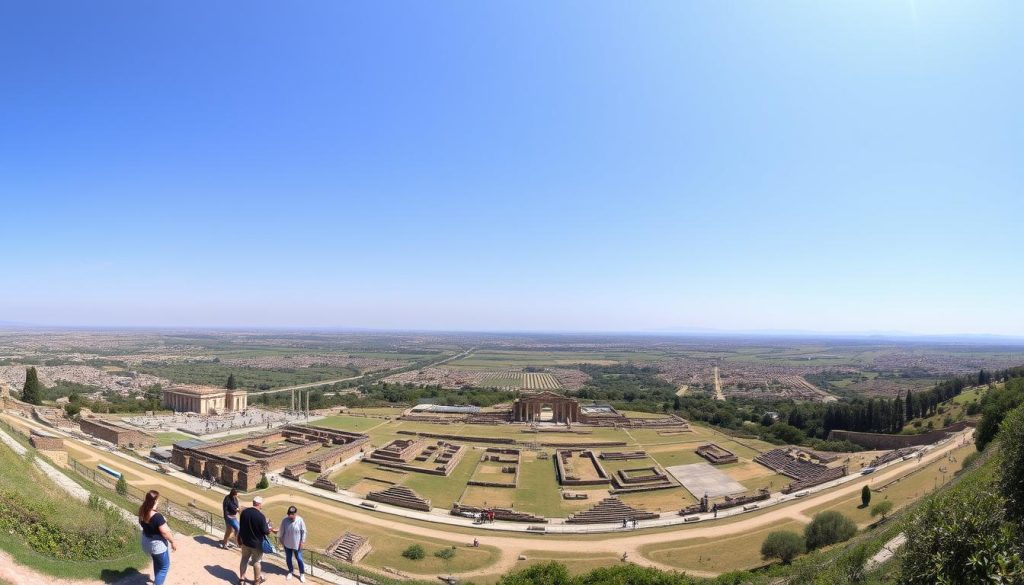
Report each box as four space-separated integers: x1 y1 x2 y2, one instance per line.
221 488 240 549
139 490 176 585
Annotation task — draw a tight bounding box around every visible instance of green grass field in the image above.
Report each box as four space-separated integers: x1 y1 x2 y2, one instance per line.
642 519 808 572
312 414 391 433
258 500 501 575
155 431 195 446
806 443 975 526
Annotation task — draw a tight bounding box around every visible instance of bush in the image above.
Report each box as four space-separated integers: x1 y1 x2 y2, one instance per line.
961 451 981 470
256 474 269 490
497 561 699 585
999 404 1024 528
761 530 805 564
434 546 456 560
402 544 425 560
899 473 1023 583
860 485 871 508
804 511 856 550
115 475 128 497
870 500 894 520
767 423 806 445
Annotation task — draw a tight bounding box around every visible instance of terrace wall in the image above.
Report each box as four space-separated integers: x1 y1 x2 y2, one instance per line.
828 421 973 450
79 418 156 448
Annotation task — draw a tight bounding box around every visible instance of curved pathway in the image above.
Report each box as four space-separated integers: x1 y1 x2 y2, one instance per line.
2 412 971 578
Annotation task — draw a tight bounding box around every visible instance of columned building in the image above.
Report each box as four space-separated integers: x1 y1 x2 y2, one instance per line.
162 385 248 414
511 391 581 423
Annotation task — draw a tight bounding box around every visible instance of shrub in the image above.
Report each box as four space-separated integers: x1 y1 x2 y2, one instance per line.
860 485 871 508
115 475 128 496
999 404 1024 528
870 500 894 520
768 423 805 445
899 475 1023 583
961 451 981 470
434 546 456 560
761 530 805 564
804 511 856 550
498 561 572 584
402 544 425 560
256 474 269 490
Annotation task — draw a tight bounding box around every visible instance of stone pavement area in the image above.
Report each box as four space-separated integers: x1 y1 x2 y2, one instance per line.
666 462 747 498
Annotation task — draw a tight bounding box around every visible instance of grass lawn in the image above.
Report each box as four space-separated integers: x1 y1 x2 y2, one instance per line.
739 472 791 493
618 486 693 513
806 444 975 527
648 447 706 468
401 449 480 509
314 414 392 434
155 431 195 446
640 520 807 572
257 501 501 575
512 453 596 517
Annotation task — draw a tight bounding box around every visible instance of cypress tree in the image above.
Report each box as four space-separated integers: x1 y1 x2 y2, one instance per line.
21 367 42 405
905 390 915 420
861 485 872 508
225 374 237 390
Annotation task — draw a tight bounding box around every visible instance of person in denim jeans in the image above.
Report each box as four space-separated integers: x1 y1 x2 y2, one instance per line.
221 488 240 549
138 490 177 585
279 506 307 582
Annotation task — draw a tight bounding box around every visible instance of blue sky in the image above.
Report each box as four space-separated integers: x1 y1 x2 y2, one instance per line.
1 2 1022 334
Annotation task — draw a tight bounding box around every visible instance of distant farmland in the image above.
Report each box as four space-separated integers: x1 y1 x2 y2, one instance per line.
478 371 561 391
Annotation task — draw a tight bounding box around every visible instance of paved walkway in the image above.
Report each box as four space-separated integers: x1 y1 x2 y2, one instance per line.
0 427 358 585
865 532 907 572
2 412 972 580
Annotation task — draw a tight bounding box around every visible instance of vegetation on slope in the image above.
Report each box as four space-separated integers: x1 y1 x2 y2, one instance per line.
0 443 146 579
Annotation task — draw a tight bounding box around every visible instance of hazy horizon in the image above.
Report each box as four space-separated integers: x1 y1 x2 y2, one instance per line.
2 2 1022 335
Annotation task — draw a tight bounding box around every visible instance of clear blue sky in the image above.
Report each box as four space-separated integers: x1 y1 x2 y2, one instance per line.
1 2 1022 334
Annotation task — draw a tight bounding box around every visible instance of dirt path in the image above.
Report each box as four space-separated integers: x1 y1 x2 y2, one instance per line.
3 414 970 578
0 533 315 585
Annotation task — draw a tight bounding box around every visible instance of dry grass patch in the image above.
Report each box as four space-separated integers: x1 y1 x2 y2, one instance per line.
640 520 807 572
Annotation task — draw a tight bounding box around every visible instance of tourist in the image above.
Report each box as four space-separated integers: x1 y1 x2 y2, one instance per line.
139 490 176 585
280 505 308 582
238 496 277 585
221 488 240 549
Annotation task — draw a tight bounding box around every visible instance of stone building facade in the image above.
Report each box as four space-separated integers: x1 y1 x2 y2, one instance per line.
511 391 582 423
162 385 248 414
29 428 64 451
170 423 368 490
79 417 156 448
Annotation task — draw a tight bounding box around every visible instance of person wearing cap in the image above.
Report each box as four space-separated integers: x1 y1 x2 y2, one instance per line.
279 506 308 582
237 496 276 585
